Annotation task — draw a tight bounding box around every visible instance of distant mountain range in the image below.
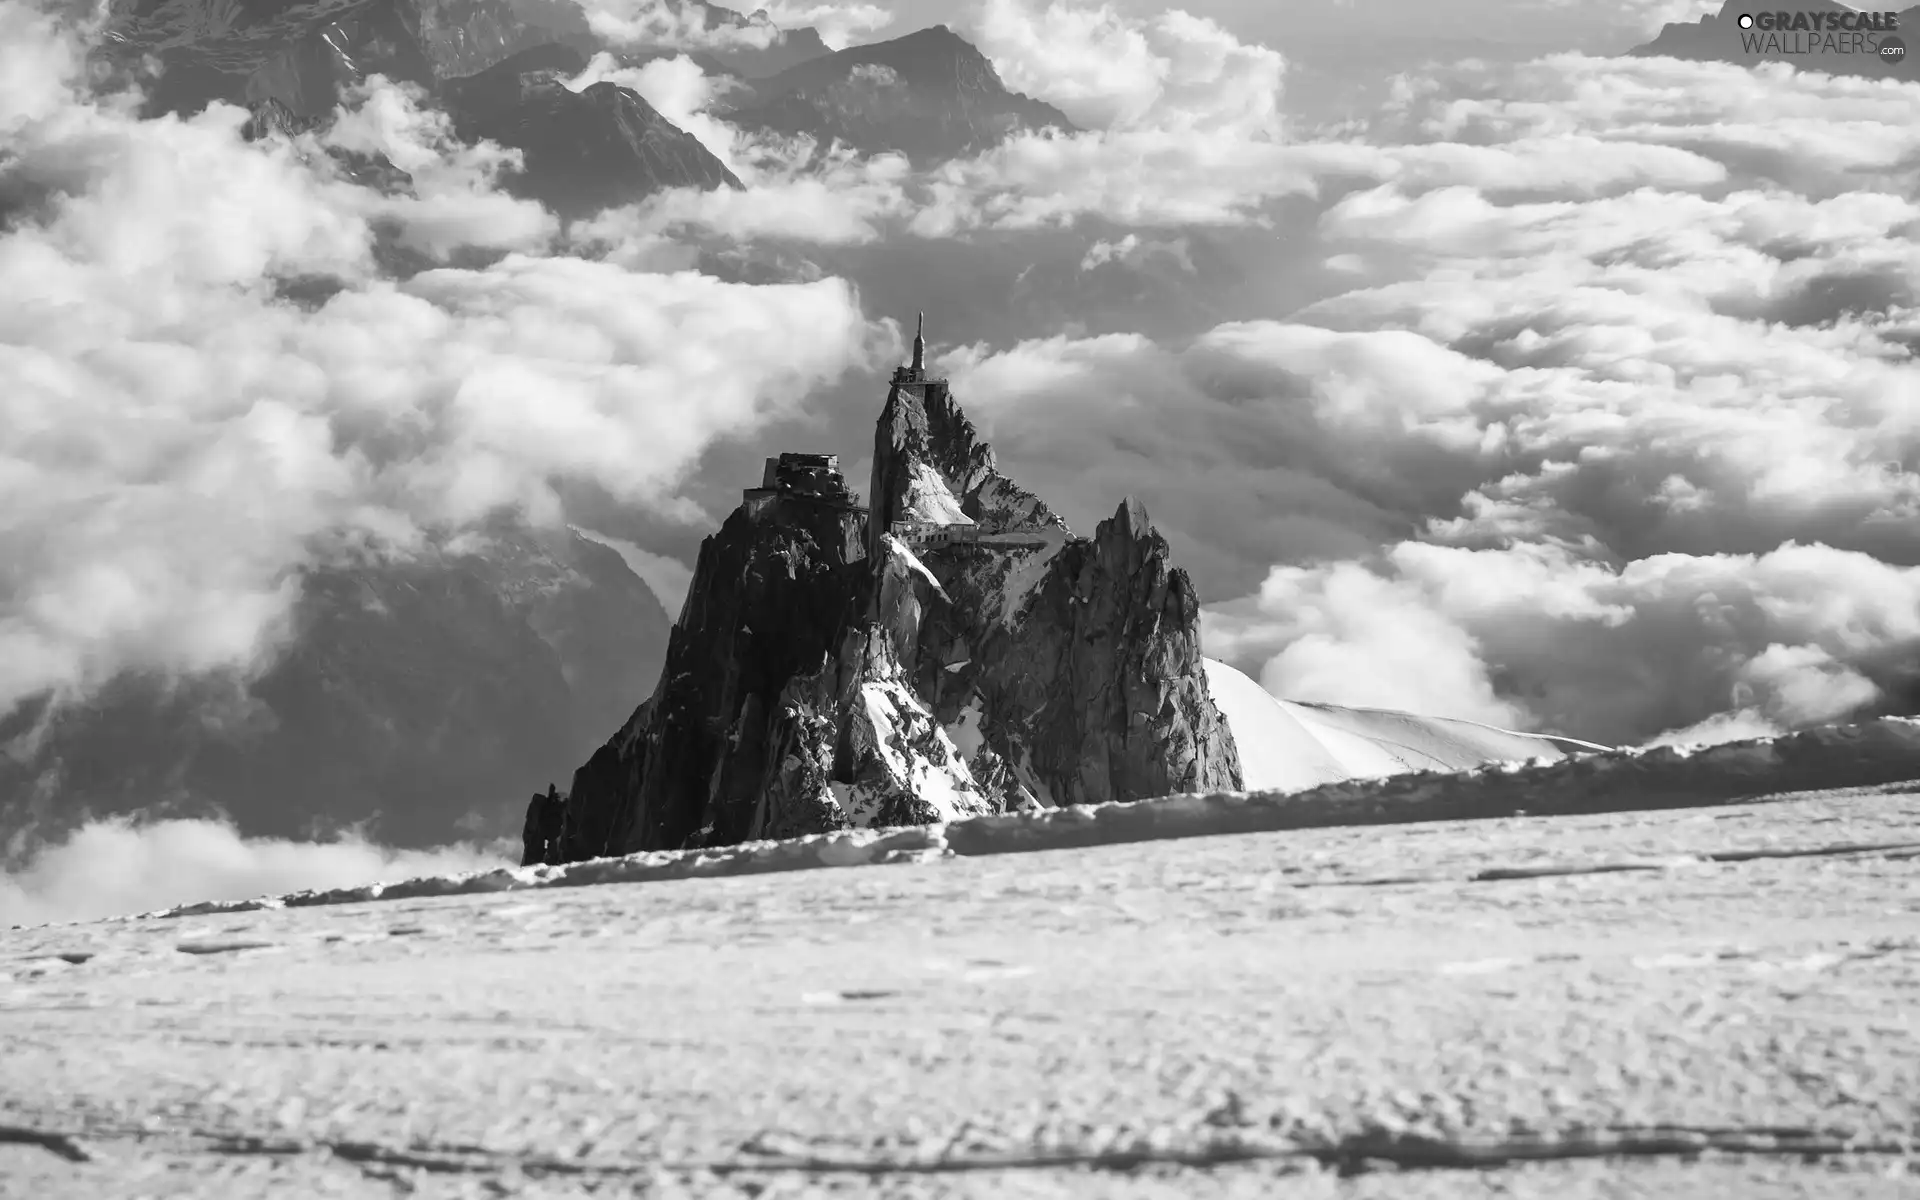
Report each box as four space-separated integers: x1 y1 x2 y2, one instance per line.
99 0 1073 216
1629 0 1919 76
1 524 670 853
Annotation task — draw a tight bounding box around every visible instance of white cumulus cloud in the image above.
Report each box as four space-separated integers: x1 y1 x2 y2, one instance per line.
0 7 881 715
940 51 1920 748
0 818 513 926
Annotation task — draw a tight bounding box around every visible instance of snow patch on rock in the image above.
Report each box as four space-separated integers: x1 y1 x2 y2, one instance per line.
901 460 972 526
851 678 994 823
882 533 948 599
826 780 861 822
945 694 987 761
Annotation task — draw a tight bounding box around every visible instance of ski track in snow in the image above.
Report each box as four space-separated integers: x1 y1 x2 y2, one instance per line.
103 717 1920 927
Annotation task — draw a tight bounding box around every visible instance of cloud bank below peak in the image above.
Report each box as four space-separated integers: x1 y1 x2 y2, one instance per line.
933 48 1920 749
0 6 884 716
0 817 514 927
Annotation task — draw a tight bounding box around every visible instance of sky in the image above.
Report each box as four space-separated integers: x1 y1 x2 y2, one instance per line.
5 0 1918 921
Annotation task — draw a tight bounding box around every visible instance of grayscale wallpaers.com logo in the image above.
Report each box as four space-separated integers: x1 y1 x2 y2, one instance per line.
1735 10 1906 61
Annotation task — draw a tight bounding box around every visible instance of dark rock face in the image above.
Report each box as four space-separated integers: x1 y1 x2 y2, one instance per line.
725 25 1077 166
532 329 1239 865
443 46 743 217
550 478 871 861
522 782 565 864
1629 0 1919 76
984 498 1240 807
0 524 670 854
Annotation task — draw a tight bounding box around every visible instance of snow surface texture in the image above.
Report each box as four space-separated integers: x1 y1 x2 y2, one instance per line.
131 718 1920 924
1202 660 1610 793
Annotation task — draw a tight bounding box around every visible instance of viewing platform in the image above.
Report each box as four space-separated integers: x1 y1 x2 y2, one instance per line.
890 520 1070 551
742 452 866 516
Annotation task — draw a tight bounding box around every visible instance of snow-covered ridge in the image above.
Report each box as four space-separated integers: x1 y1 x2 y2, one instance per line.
1203 659 1611 794
142 717 1920 921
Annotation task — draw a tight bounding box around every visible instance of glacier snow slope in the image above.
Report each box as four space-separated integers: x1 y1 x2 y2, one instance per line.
1203 659 1610 793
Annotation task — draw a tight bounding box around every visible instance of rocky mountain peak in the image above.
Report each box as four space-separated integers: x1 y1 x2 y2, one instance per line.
442 55 744 218
528 316 1240 866
862 24 996 79
1112 494 1155 542
867 315 1067 559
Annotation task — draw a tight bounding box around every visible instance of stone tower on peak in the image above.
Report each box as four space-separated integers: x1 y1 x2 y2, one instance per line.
895 311 934 389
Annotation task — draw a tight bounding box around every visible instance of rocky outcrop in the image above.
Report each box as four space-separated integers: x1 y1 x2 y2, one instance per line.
956 497 1241 808
870 375 1238 809
724 25 1077 166
532 326 1240 865
549 456 875 860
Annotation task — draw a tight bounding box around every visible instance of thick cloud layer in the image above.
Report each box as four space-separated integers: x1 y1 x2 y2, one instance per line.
970 0 1285 135
572 0 889 51
0 818 512 927
562 5 1920 748
572 0 781 49
759 0 896 48
0 6 880 716
943 50 1920 747
595 4 1738 246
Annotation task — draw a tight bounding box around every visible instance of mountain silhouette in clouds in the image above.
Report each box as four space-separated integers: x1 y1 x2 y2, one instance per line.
1 524 670 854
102 0 752 224
1630 0 1919 76
442 43 743 217
725 25 1077 165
